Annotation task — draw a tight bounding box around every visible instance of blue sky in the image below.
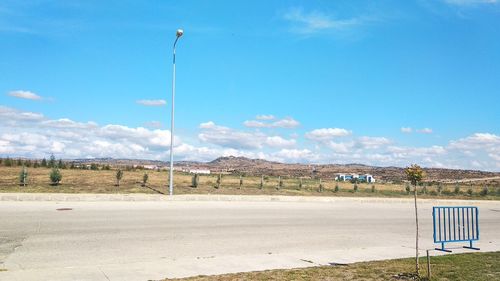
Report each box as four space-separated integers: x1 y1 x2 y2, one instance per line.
1 0 499 170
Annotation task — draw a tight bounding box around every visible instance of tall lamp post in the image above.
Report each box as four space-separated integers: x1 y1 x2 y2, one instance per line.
169 29 183 196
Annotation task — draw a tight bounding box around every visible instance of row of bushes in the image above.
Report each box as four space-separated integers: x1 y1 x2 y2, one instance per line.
16 166 151 187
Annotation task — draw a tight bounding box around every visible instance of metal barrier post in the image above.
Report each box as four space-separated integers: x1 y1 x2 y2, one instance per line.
432 206 480 252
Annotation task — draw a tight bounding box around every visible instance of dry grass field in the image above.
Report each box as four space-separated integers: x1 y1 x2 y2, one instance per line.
1 166 499 199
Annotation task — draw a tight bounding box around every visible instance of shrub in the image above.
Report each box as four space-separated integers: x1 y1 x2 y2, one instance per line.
298 178 303 190
371 185 376 193
437 184 443 195
19 166 28 186
353 183 358 192
191 174 199 188
277 176 283 190
16 159 23 166
142 173 148 187
421 185 427 194
4 157 12 167
318 179 323 193
334 184 340 192
215 174 221 189
116 169 123 186
467 188 473 196
405 183 411 194
48 154 56 168
480 186 489 196
50 167 62 185
259 175 264 189
41 158 47 167
239 175 243 189
90 163 99 170
429 191 438 196
454 183 460 195
33 161 40 168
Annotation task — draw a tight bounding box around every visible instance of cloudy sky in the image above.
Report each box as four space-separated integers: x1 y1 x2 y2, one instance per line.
1 0 499 171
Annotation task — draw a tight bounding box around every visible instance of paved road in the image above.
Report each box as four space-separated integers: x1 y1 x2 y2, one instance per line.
0 196 499 281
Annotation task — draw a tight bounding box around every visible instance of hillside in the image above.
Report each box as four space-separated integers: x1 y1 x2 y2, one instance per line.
67 156 500 183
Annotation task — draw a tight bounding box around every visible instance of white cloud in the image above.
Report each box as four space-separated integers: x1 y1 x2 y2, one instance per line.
243 120 267 128
401 127 412 133
7 90 42 101
243 117 300 129
273 117 300 128
198 122 265 149
256 114 275 120
356 136 392 149
283 8 362 35
265 136 296 148
305 128 351 141
199 121 296 150
0 106 44 123
136 99 166 106
144 121 162 129
444 0 497 6
326 141 354 153
272 149 316 162
417 128 433 134
0 106 498 171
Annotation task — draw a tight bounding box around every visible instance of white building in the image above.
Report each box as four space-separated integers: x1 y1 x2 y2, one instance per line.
335 173 375 183
188 169 211 175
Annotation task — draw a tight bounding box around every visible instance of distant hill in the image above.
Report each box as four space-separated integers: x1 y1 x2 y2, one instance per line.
66 155 500 183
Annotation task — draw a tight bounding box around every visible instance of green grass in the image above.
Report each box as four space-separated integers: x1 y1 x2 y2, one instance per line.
159 252 500 281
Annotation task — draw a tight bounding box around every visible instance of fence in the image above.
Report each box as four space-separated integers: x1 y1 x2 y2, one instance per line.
432 206 480 252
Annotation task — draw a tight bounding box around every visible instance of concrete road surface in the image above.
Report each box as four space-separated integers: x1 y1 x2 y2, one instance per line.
0 196 499 281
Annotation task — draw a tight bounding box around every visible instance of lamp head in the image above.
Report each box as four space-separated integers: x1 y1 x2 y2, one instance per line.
176 29 184 37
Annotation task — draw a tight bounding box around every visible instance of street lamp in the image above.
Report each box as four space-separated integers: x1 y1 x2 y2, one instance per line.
169 29 183 196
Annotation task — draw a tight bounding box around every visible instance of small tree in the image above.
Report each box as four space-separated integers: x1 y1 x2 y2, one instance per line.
467 188 473 196
239 175 243 189
277 176 283 190
353 183 358 192
215 173 221 189
405 164 426 277
371 185 376 193
318 179 324 192
4 157 12 167
260 175 264 189
480 186 489 196
41 158 47 167
33 161 40 168
334 183 340 192
142 173 148 187
454 183 460 195
90 163 99 170
19 166 28 186
49 154 56 168
50 167 62 185
298 178 303 190
437 183 443 195
116 169 123 186
405 183 411 194
16 158 23 166
191 173 199 188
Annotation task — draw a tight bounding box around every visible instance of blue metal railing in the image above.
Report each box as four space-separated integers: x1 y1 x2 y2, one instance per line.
432 206 480 252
